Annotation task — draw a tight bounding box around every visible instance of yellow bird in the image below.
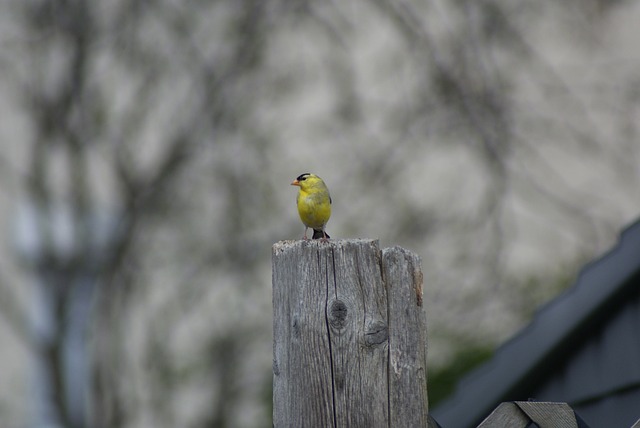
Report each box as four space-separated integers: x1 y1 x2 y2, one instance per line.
291 173 332 240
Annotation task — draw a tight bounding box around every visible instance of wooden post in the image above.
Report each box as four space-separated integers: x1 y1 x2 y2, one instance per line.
272 239 428 427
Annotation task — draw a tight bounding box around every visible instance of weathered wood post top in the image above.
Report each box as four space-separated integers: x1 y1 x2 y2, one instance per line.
272 239 428 427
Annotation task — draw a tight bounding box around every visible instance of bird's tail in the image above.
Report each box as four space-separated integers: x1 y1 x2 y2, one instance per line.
312 229 330 239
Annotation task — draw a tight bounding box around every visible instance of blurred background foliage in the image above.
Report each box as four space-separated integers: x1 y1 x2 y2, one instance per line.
0 0 639 426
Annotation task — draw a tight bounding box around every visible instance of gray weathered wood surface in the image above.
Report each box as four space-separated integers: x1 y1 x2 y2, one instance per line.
478 401 580 428
272 239 428 427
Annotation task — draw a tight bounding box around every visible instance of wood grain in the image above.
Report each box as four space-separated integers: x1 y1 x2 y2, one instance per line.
272 239 428 427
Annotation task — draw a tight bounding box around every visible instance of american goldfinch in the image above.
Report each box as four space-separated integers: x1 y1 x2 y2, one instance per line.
291 173 332 240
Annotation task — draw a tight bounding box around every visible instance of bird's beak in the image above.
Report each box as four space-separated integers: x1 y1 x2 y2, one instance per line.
291 180 300 186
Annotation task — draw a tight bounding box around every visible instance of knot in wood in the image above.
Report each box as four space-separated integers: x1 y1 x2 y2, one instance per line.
329 300 348 329
365 321 388 346
292 315 301 338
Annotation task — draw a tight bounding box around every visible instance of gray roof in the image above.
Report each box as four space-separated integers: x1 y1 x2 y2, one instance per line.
431 219 640 428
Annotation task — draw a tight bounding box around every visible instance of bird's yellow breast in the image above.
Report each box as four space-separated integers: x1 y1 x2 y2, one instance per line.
297 190 331 229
